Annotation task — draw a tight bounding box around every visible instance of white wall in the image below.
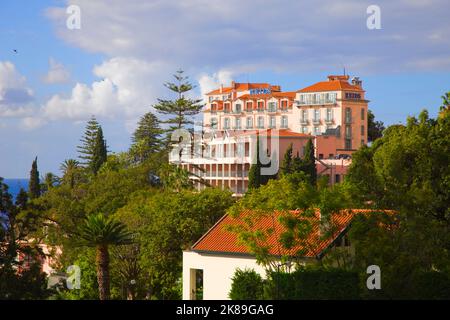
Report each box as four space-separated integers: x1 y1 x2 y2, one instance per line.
182 251 267 300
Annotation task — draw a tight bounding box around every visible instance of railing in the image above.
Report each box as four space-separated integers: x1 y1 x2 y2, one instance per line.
300 119 309 125
325 118 334 124
312 118 321 125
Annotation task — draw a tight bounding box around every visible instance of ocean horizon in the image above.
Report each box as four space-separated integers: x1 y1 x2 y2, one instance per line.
3 178 29 199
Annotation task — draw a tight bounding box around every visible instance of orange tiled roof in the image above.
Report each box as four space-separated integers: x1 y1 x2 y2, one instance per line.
206 83 280 95
298 80 363 93
192 209 394 258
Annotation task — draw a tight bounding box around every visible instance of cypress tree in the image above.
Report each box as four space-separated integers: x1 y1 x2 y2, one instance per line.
248 137 262 190
28 157 41 199
90 127 108 174
281 143 293 175
303 138 317 185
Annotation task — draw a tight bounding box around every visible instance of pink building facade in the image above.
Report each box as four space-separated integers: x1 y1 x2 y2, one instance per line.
170 75 369 195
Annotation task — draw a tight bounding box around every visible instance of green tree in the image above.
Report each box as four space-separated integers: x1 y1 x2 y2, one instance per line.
367 109 385 142
302 139 317 186
90 126 108 174
153 70 203 137
281 143 293 176
248 138 262 190
42 172 59 192
130 112 164 163
28 157 41 199
78 214 133 300
77 116 108 174
60 159 82 188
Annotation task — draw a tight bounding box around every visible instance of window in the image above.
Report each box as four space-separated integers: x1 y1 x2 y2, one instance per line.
345 139 352 150
319 153 324 159
361 139 365 146
211 104 217 113
246 117 253 129
299 94 305 104
361 125 365 136
361 108 365 120
211 118 217 129
224 103 231 113
314 109 320 122
246 102 253 112
257 101 264 111
301 109 308 123
235 103 242 113
269 116 276 128
258 116 264 128
217 144 223 158
268 102 277 112
302 126 308 134
224 118 230 129
237 142 244 157
281 100 288 110
281 116 288 128
345 92 361 100
235 118 241 129
345 108 352 123
329 153 334 159
326 108 333 122
345 125 351 138
209 96 214 103
314 126 320 135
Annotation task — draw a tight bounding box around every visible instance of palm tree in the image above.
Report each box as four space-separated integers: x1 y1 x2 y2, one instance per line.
60 159 81 188
78 214 133 300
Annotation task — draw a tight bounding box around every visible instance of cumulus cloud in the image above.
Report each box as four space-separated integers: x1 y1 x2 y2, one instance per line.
43 58 71 84
42 57 170 121
0 61 34 117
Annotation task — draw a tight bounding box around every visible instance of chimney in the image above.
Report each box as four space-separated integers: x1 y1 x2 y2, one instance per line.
231 80 236 89
351 76 362 88
219 84 223 94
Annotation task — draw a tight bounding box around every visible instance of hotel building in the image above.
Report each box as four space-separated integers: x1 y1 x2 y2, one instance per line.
170 75 368 195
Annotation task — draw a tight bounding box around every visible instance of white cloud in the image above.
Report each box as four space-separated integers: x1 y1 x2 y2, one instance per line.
0 61 34 117
198 70 234 103
43 58 71 84
44 0 450 74
42 57 170 121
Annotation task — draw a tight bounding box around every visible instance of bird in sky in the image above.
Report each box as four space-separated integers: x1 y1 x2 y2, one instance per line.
13 49 18 54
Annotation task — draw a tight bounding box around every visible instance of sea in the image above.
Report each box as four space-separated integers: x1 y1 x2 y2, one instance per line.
3 178 29 200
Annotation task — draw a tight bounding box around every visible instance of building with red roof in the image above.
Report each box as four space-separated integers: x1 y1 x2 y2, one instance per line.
183 209 393 300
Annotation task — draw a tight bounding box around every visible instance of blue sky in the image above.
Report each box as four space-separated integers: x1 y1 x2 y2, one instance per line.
0 0 449 178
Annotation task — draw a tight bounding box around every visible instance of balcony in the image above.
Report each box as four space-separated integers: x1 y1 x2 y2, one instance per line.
300 119 309 125
325 118 334 124
312 118 321 125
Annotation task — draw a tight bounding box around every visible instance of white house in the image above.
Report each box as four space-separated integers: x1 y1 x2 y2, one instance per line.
182 209 383 300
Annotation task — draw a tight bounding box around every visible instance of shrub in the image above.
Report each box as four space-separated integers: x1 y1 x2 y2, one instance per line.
229 268 264 300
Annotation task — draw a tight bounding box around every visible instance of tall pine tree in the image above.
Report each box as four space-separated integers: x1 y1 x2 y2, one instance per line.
28 157 41 199
77 116 108 174
77 116 101 165
153 70 203 137
130 112 164 163
90 126 108 174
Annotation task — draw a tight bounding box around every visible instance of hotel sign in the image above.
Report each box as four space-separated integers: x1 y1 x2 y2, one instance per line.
250 88 271 95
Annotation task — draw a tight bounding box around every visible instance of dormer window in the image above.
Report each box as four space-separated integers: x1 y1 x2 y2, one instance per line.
224 103 231 113
246 102 253 112
235 103 242 113
257 101 264 112
211 104 217 113
281 100 288 111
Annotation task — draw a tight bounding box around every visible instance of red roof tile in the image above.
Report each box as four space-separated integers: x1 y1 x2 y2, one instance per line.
192 209 394 258
206 83 281 95
298 80 363 93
